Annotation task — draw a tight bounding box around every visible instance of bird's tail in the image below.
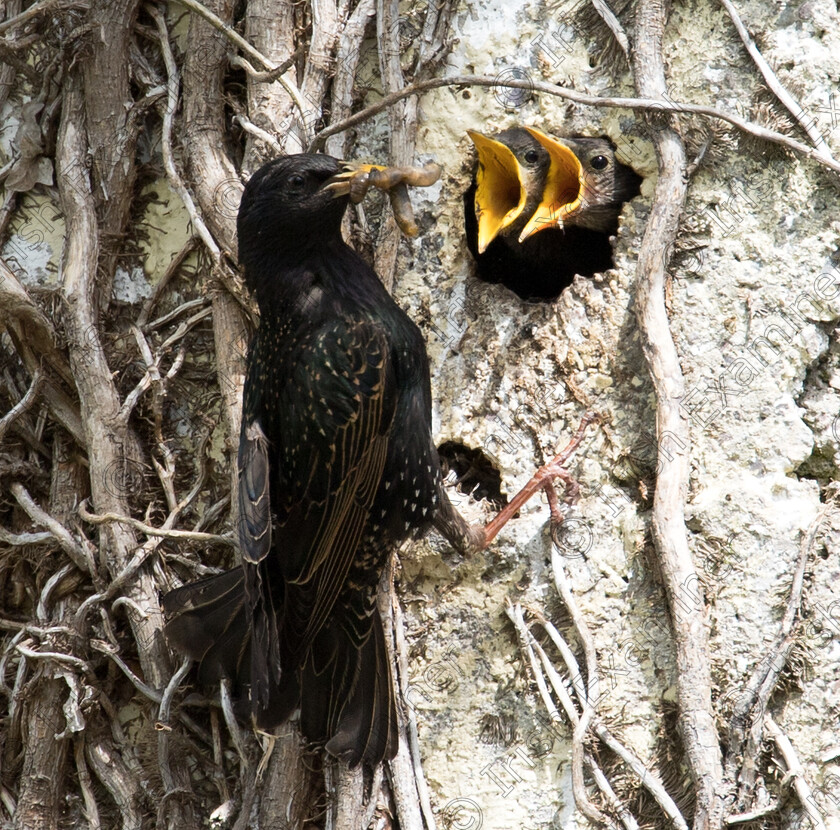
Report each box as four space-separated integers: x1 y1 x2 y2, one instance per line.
162 569 251 695
163 572 399 766
300 606 399 767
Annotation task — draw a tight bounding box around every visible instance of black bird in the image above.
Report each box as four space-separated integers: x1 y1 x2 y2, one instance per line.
163 154 450 767
464 127 642 301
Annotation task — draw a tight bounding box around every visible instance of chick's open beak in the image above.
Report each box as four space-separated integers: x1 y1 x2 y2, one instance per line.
467 130 528 254
517 127 585 243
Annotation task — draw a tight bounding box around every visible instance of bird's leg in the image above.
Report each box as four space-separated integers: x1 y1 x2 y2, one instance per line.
434 412 597 555
481 411 595 547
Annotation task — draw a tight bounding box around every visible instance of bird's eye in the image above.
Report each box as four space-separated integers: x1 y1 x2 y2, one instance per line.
523 149 539 164
590 155 609 170
288 174 305 187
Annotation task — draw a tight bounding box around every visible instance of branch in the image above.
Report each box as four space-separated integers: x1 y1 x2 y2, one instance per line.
718 0 835 159
86 737 144 830
506 602 616 828
0 258 86 445
149 6 222 263
379 559 437 830
764 716 826 830
308 74 840 177
0 0 88 34
325 0 375 158
631 4 723 829
229 47 300 83
0 368 43 443
725 499 831 807
78 502 234 546
535 560 691 830
10 482 94 574
589 0 630 59
172 0 307 121
232 113 284 155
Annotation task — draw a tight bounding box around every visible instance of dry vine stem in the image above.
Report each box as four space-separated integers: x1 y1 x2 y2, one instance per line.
631 2 723 829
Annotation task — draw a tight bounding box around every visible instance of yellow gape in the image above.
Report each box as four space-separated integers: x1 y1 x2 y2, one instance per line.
517 127 585 243
467 130 529 253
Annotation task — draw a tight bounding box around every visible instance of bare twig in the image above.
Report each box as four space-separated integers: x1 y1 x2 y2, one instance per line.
149 6 222 262
179 0 251 530
171 0 307 120
158 657 192 729
525 608 688 829
158 657 194 805
764 716 826 830
0 369 42 443
550 545 599 706
86 737 144 830
586 754 640 830
230 47 301 83
0 0 88 34
506 601 620 829
36 563 77 623
136 236 198 328
298 0 340 148
726 500 831 806
718 0 835 159
0 527 52 546
0 259 85 445
15 642 90 672
74 736 102 830
724 803 780 825
379 557 436 830
325 0 375 158
78 502 233 546
10 482 93 574
241 0 300 161
233 113 284 155
309 74 840 176
589 0 630 59
90 639 162 703
373 0 413 290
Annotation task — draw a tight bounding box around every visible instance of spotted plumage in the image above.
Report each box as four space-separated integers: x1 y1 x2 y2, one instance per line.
163 154 448 767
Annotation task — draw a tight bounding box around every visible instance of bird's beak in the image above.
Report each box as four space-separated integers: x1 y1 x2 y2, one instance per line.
467 130 528 254
517 127 584 243
322 163 387 203
322 160 442 237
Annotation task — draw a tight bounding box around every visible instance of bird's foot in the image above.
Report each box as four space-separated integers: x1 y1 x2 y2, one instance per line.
433 412 597 557
323 161 442 236
480 411 598 548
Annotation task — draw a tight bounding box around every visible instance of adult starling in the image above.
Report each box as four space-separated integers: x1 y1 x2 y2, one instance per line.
163 154 449 767
464 127 642 301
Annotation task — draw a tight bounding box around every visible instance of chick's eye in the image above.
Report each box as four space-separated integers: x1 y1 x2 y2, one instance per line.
288 174 305 187
523 149 539 164
590 155 609 170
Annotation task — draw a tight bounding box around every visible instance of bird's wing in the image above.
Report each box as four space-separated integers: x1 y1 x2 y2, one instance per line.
242 318 397 663
238 420 272 565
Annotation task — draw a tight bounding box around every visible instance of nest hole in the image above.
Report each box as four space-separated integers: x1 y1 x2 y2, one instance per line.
437 441 507 509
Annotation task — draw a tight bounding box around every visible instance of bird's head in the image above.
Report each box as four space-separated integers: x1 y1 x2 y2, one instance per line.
237 154 349 267
467 127 641 252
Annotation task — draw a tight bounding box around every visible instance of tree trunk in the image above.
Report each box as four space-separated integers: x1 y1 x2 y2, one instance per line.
1 1 838 828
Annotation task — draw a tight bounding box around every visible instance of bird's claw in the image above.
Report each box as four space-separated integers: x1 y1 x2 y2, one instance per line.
323 161 442 237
